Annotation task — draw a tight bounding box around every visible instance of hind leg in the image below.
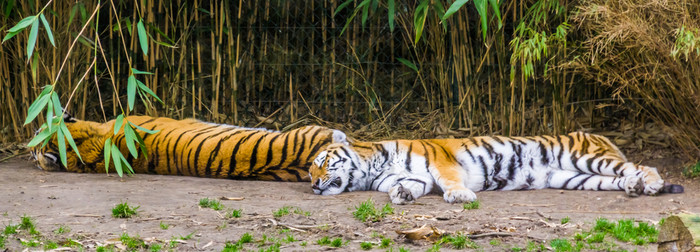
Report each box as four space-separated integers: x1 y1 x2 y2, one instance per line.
547 170 648 196
569 155 664 195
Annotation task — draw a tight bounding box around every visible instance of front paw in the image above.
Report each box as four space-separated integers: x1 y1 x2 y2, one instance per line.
389 184 414 204
443 188 477 203
624 177 643 197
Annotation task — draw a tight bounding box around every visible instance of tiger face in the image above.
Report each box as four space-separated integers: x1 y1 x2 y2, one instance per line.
309 143 365 195
30 115 108 173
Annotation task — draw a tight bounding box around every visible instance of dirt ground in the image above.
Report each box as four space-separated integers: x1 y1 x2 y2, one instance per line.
1 153 698 251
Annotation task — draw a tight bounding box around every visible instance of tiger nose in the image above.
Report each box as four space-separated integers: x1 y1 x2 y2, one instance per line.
312 179 321 190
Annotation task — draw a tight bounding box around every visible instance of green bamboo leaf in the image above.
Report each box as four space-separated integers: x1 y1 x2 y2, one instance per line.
60 122 82 161
128 121 159 134
24 88 51 125
414 0 430 44
132 128 148 159
388 0 395 32
104 138 112 172
27 128 51 147
474 0 488 39
442 0 469 21
333 0 354 17
361 0 370 29
113 114 124 136
488 0 502 29
125 18 132 35
137 19 148 56
2 30 21 43
111 144 123 177
39 13 55 47
4 0 14 17
397 58 418 72
67 4 77 28
127 75 137 111
46 99 54 131
27 19 39 59
51 92 63 116
119 151 135 175
57 126 67 166
131 68 153 75
136 79 163 104
123 124 138 158
8 15 35 33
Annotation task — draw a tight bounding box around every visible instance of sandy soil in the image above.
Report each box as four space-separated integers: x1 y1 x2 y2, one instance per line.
0 154 698 251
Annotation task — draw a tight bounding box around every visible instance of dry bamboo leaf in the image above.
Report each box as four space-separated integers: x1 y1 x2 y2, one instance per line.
396 225 444 242
219 196 245 201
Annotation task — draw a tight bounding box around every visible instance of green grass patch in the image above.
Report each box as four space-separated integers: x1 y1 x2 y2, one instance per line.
159 221 169 230
330 237 345 247
438 233 478 249
198 198 223 210
360 241 373 250
112 202 139 218
592 218 658 245
682 161 700 178
353 198 394 222
120 233 146 250
149 243 162 252
3 224 18 235
283 234 296 243
379 237 393 248
44 240 59 250
316 236 331 245
227 209 242 218
561 216 570 224
463 200 480 210
20 238 39 247
54 225 70 234
273 206 291 218
293 207 311 216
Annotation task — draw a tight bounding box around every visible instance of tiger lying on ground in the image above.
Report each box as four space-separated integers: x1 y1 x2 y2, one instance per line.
309 132 683 204
31 114 347 181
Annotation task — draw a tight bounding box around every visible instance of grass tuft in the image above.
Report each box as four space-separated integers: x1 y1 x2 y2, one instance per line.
273 206 291 218
463 200 480 210
198 198 223 210
360 241 373 250
227 209 242 218
439 233 478 249
112 202 139 218
682 161 700 178
353 198 394 222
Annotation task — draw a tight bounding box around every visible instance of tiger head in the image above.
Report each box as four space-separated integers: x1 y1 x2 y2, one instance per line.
309 143 367 195
30 113 109 172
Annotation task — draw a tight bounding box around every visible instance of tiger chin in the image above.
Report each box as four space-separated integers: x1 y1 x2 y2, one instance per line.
309 132 684 204
31 114 347 182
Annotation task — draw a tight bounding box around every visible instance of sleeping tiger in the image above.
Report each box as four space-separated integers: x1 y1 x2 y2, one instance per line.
309 132 683 204
31 114 347 181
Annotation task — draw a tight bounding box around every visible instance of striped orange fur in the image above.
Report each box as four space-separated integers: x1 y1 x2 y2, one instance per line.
31 115 347 181
310 132 683 204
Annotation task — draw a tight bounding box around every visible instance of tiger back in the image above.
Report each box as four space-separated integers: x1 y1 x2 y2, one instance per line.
31 115 347 181
309 132 683 204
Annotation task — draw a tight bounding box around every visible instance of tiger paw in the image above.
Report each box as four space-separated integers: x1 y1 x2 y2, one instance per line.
443 188 477 203
624 177 643 197
389 184 414 205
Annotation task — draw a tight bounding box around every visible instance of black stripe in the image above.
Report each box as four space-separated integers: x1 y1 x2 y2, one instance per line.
262 134 282 167
479 156 490 191
227 131 262 178
405 143 413 172
247 133 266 174
561 173 583 189
538 142 549 165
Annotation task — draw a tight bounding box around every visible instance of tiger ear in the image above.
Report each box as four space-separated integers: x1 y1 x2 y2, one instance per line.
331 130 349 145
62 111 77 123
